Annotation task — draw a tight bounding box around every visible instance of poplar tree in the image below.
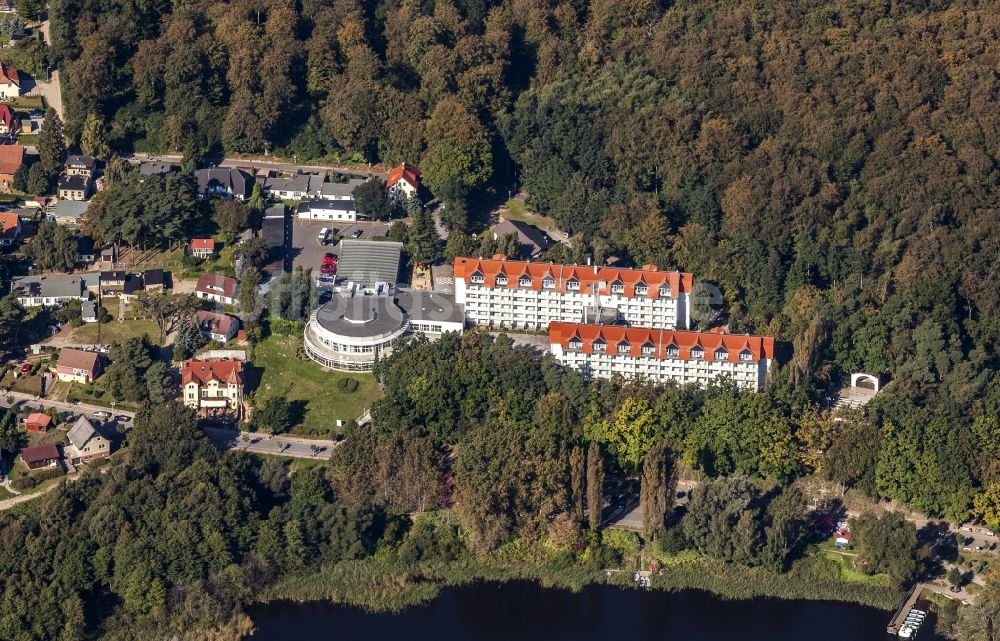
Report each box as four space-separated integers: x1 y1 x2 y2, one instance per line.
586 441 604 530
640 441 678 537
569 445 585 523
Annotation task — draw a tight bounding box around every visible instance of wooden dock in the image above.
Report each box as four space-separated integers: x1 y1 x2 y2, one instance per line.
886 585 923 635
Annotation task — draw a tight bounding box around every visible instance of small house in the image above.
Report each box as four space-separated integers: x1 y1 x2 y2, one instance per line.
0 62 20 100
55 348 103 384
0 104 18 135
100 244 117 265
81 300 98 323
76 236 96 264
387 162 420 200
10 274 88 307
0 212 20 246
65 416 111 464
58 174 91 201
191 238 216 259
99 271 127 297
25 412 52 432
64 155 97 179
0 144 23 194
195 310 240 343
195 273 239 306
21 444 61 470
48 200 90 225
142 269 165 292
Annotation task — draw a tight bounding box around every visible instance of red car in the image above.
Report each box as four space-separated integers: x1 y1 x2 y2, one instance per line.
19 362 32 375
321 254 337 276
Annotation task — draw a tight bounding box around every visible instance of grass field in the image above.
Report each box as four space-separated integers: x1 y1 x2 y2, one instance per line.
252 335 381 436
503 198 564 235
148 242 239 280
819 550 891 587
67 300 161 345
18 133 39 146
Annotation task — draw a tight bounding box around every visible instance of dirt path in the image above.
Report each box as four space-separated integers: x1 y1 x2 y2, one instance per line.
0 481 59 511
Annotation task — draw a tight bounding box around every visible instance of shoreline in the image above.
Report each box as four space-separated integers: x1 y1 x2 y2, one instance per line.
249 554 903 624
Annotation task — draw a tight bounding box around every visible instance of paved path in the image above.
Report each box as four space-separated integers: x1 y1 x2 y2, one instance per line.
0 390 133 421
25 20 63 119
203 427 337 460
127 153 385 179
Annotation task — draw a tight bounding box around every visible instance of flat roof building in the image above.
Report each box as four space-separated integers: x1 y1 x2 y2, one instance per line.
336 240 403 289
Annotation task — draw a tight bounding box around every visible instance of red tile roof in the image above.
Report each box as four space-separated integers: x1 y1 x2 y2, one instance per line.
0 212 18 238
195 273 238 299
387 162 420 189
21 444 59 465
26 413 52 428
454 257 693 298
0 63 19 87
191 238 215 250
0 104 15 129
180 358 244 386
0 144 23 175
549 322 775 362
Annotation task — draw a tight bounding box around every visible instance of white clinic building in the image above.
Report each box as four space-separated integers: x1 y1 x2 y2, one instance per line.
548 322 775 391
454 257 693 331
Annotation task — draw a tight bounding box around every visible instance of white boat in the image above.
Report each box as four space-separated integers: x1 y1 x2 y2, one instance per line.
899 625 914 639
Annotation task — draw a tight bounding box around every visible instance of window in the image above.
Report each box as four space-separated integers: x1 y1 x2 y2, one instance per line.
518 276 531 288
470 272 484 284
568 339 583 350
715 349 728 360
740 349 754 361
497 275 508 285
593 339 606 352
691 348 705 359
617 341 630 353
542 277 555 289
635 284 648 295
665 345 679 358
659 285 671 297
567 279 580 291
611 281 624 294
641 343 656 355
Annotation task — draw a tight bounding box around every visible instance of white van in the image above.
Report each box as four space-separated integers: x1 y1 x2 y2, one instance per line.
317 227 329 242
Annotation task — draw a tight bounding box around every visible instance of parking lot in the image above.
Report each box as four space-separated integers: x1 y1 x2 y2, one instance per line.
290 219 392 274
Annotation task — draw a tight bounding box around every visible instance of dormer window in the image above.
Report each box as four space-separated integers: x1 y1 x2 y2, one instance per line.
592 339 606 352
611 281 624 294
635 284 648 296
542 277 555 289
714 348 728 360
470 272 485 284
496 274 508 285
691 347 705 359
665 345 680 358
739 349 754 361
518 276 531 288
641 342 656 355
567 278 580 291
569 338 583 350
659 285 672 297
617 340 630 353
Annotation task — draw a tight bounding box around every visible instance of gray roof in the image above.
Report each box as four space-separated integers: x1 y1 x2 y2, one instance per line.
10 274 85 299
296 199 356 215
195 168 252 199
257 173 319 195
396 290 464 325
67 416 98 449
490 220 553 256
50 200 90 219
81 300 97 318
264 204 285 219
336 240 403 287
315 294 406 339
139 161 174 176
320 178 365 198
65 155 96 170
59 174 89 191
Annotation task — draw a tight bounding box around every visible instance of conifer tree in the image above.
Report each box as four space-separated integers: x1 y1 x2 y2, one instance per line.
586 441 604 530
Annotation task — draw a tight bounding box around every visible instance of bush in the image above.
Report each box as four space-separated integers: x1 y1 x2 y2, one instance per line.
32 467 65 483
601 528 640 560
337 378 360 393
11 475 37 491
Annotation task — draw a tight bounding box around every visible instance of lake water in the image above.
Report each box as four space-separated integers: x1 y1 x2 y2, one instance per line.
249 581 945 641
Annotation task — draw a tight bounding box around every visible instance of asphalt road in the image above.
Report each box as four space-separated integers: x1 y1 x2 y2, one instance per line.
0 390 133 426
203 427 337 460
128 153 384 179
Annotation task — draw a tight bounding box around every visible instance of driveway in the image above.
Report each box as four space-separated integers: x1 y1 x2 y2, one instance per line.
203 427 337 460
290 218 392 275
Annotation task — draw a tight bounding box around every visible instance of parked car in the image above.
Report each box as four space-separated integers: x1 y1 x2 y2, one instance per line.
351 229 363 238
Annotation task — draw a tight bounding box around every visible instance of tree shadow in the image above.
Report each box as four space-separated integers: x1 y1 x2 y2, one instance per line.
288 399 307 426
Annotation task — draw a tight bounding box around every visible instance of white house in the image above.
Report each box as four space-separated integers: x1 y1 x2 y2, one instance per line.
10 275 89 307
0 63 21 100
180 358 245 419
195 273 239 306
387 162 420 200
295 199 358 221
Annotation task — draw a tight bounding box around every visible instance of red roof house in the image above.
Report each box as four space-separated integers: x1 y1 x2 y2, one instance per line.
55 348 104 384
25 412 52 432
194 273 239 305
0 62 20 92
0 212 20 246
21 444 61 470
387 162 420 198
0 144 24 194
191 238 216 258
0 104 18 134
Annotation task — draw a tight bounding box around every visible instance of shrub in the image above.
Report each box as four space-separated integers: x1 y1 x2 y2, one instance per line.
337 378 360 393
33 467 65 483
601 528 640 560
11 476 37 491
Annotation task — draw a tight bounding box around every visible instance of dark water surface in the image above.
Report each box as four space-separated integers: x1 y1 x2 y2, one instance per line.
249 581 945 641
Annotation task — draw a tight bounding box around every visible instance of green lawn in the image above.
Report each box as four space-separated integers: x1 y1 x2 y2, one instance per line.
8 95 44 110
145 241 239 280
64 379 141 412
0 486 15 500
18 133 39 146
252 335 381 436
503 199 565 235
67 300 161 345
819 550 891 587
